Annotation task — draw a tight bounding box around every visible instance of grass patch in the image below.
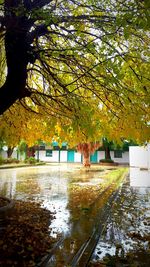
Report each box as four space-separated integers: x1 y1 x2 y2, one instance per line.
103 167 128 184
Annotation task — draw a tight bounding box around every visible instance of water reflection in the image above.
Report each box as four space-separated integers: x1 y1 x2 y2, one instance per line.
130 167 150 187
0 170 17 198
0 165 105 238
91 168 150 266
0 165 149 266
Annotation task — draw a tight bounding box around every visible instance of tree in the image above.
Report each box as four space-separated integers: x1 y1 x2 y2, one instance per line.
0 1 150 156
0 102 53 148
0 0 149 126
6 146 14 158
77 142 100 167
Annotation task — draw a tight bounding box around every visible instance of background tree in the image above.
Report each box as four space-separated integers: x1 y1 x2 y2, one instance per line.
101 138 113 161
77 142 100 167
99 139 137 163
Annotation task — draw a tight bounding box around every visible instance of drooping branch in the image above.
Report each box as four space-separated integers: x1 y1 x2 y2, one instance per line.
23 0 53 10
0 0 149 118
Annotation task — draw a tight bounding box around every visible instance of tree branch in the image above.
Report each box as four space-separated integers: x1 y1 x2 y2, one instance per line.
24 0 53 10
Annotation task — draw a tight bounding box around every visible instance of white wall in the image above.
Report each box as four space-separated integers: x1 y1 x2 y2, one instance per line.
18 152 26 161
60 151 67 162
0 150 18 159
129 145 150 169
38 150 59 162
148 144 150 169
97 151 129 164
97 151 105 162
36 149 129 164
130 167 150 187
74 152 82 163
38 150 82 163
111 151 129 164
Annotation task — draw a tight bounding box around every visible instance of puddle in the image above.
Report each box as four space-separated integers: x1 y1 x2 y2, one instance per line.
0 165 149 266
90 168 150 267
72 178 104 186
0 164 106 238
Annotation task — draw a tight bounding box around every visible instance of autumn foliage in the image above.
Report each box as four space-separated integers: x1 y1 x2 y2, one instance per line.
0 200 56 266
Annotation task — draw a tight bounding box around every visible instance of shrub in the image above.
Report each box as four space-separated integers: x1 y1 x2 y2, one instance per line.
99 158 114 163
0 156 4 165
4 158 20 164
13 158 20 164
25 157 37 164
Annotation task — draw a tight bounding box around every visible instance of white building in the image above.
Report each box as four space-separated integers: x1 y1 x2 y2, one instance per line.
35 148 129 164
1 144 130 165
129 144 150 169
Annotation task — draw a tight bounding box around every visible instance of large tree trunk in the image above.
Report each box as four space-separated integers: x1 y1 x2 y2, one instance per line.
0 30 31 114
0 3 32 115
0 63 31 114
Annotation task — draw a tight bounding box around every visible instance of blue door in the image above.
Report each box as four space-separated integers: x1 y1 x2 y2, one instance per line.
90 151 98 163
67 150 75 162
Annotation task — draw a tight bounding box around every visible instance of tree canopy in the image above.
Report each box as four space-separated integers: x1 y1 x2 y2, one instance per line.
0 0 150 145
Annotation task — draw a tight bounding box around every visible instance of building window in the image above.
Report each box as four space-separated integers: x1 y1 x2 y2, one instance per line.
61 145 67 150
114 150 122 158
46 150 53 157
39 145 45 150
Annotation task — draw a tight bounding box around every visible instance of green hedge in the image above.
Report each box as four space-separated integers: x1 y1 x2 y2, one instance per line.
0 157 20 164
24 157 38 164
99 158 114 163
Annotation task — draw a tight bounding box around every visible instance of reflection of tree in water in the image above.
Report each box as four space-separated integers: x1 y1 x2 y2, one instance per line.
0 182 8 197
67 169 125 222
92 178 150 265
67 169 126 244
67 184 101 218
108 183 149 245
67 184 100 241
66 182 118 256
0 182 15 199
16 179 41 195
0 172 42 200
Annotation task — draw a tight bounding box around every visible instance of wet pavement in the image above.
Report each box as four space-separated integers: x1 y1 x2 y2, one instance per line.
0 164 125 237
0 164 149 266
89 168 150 267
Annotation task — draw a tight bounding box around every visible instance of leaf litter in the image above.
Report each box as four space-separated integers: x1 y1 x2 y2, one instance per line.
0 200 57 266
